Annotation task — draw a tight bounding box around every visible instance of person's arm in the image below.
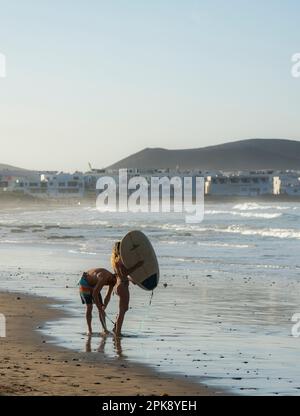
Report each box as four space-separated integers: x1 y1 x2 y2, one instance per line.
114 260 144 278
92 277 108 332
125 260 144 275
92 279 104 310
103 285 114 309
114 261 128 279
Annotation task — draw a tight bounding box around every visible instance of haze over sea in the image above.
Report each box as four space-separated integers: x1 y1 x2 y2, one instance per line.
1 200 300 395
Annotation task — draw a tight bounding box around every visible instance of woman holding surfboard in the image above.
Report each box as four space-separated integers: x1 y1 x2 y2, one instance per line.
79 231 158 337
111 241 143 337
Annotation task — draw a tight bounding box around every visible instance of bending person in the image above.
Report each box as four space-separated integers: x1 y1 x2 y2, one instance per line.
79 268 116 335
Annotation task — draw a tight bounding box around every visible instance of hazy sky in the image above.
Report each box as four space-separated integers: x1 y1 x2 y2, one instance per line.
0 0 300 171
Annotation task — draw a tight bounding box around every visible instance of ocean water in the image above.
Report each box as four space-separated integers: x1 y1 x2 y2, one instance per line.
1 201 300 395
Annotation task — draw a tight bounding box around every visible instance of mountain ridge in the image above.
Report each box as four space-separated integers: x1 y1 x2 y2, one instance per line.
107 139 300 171
0 164 36 176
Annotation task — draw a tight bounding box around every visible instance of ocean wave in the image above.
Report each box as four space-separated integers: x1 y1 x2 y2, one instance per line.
216 225 300 240
44 225 72 230
205 209 282 219
68 249 97 255
47 235 85 240
160 239 251 248
233 203 292 211
158 222 300 240
197 242 251 248
0 239 25 244
239 212 281 219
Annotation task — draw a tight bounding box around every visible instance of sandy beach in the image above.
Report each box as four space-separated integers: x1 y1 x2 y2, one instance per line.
0 291 223 396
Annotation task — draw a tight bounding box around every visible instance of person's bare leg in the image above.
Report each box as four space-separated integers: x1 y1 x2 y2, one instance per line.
114 309 126 337
114 287 129 337
86 304 93 335
99 308 109 334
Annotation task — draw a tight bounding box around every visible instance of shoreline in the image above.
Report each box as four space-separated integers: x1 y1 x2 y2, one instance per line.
1 192 300 209
0 291 226 396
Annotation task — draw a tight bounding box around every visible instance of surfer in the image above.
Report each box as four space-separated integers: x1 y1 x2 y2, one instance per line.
79 268 116 336
111 242 143 337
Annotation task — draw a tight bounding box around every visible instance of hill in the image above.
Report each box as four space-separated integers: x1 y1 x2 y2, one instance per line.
107 139 300 171
0 164 35 176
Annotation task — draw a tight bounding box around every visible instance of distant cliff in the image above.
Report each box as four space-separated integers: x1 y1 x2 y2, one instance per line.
107 139 300 171
0 164 35 176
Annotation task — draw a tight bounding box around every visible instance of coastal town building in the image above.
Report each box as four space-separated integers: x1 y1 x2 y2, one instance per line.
40 172 85 197
2 172 84 197
205 172 281 196
7 174 47 194
279 172 300 195
1 169 300 198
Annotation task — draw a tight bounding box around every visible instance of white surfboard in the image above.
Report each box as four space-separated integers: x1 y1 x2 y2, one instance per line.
120 230 159 291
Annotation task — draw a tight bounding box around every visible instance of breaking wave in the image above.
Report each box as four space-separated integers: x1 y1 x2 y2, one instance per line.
205 210 282 219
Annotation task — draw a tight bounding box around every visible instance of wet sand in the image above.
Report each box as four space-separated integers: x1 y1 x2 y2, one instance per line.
0 291 224 396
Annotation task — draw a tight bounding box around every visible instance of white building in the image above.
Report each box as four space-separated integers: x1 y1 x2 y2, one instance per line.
0 175 14 189
279 172 300 196
41 172 84 197
6 172 84 197
8 175 47 194
206 172 281 196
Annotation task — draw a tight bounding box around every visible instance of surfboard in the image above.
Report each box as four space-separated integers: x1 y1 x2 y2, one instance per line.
120 230 159 291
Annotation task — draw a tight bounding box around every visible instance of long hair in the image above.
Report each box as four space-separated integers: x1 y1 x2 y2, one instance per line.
111 241 121 272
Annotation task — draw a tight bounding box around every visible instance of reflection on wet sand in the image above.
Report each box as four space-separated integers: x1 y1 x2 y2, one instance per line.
84 334 125 358
113 336 126 358
85 334 108 353
85 336 92 353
